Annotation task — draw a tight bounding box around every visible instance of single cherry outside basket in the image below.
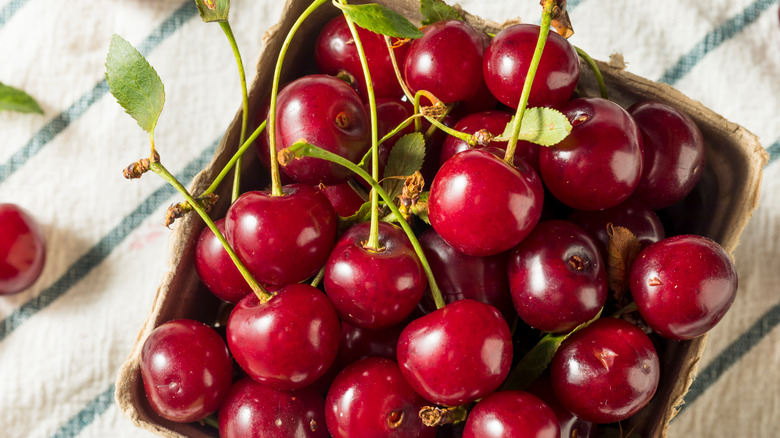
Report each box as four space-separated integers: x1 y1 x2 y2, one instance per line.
114 0 768 436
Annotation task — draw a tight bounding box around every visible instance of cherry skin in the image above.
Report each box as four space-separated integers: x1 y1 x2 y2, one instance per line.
628 101 706 209
225 184 337 286
629 234 738 340
324 221 427 329
397 299 512 406
550 317 660 424
315 15 409 101
194 218 253 303
140 319 233 423
316 181 365 217
403 20 487 103
483 24 580 109
218 377 328 438
526 375 597 438
226 284 341 391
462 390 560 438
336 320 405 367
539 97 644 211
0 203 46 295
325 357 436 438
508 220 607 333
429 149 543 256
273 74 369 185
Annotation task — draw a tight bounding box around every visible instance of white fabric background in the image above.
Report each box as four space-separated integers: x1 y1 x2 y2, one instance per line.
0 0 777 436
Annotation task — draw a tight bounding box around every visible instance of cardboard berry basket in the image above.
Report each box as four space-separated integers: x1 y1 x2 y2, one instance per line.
115 0 767 436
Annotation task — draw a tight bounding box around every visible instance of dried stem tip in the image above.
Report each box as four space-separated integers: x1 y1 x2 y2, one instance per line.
419 405 468 427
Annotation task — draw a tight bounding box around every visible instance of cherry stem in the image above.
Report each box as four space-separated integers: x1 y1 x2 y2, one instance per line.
384 35 414 102
338 0 381 251
504 0 555 166
267 0 329 197
287 141 446 309
219 21 249 202
419 405 468 427
422 114 472 144
358 114 425 167
149 160 271 302
149 131 157 157
201 120 266 197
574 45 608 99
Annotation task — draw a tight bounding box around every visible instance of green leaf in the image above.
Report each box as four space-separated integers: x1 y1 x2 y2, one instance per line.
0 82 43 114
337 3 424 39
495 107 572 147
338 200 373 229
410 191 430 225
194 0 230 22
105 34 165 134
381 132 425 200
420 0 463 25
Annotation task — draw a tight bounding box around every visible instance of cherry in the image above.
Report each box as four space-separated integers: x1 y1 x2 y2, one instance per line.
526 375 597 438
418 228 514 322
508 220 607 333
317 181 365 217
337 320 405 367
225 184 337 286
218 377 328 438
397 299 512 406
325 357 436 438
629 234 738 340
226 283 341 391
324 221 427 329
462 390 560 438
539 97 644 211
273 74 369 185
403 20 487 103
483 24 579 109
550 317 660 424
428 149 543 256
140 319 233 423
0 203 46 295
628 101 706 209
315 15 409 101
194 218 253 303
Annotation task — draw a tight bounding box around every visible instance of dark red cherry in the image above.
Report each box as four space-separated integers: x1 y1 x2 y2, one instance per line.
140 319 233 423
539 97 644 210
526 375 597 438
273 74 369 185
429 149 543 256
219 377 328 438
397 299 512 406
0 203 46 295
227 284 341 391
325 357 436 438
462 391 560 438
336 321 405 367
483 24 579 109
194 218 253 303
629 234 737 340
628 101 706 209
317 181 366 217
315 15 409 101
404 20 486 103
324 221 427 329
508 220 607 333
225 184 337 286
418 228 514 322
550 317 660 424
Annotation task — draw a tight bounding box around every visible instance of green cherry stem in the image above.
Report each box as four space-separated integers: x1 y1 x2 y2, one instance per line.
201 120 267 197
504 0 555 166
422 114 472 144
574 45 608 99
219 21 250 202
338 0 381 251
287 141 446 309
150 160 271 302
267 0 329 197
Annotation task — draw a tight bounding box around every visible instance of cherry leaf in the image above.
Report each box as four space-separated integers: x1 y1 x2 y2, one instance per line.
420 0 463 25
0 82 43 114
194 0 230 23
339 200 373 229
495 107 572 147
381 132 425 201
336 3 424 39
105 34 165 134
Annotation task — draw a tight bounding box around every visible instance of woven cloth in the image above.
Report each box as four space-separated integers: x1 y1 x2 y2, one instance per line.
0 0 777 436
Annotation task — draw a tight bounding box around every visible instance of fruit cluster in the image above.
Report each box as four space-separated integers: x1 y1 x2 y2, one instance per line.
130 1 738 437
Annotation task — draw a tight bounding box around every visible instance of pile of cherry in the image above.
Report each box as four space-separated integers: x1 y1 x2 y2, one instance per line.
139 12 738 438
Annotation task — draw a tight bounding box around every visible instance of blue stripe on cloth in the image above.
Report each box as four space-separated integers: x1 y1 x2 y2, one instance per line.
659 0 776 85
766 139 780 163
0 0 28 29
49 385 116 438
0 140 218 343
0 0 198 186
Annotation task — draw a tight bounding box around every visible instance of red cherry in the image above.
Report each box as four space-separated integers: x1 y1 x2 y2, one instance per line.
0 203 46 295
463 390 560 438
194 218 253 303
316 181 365 217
